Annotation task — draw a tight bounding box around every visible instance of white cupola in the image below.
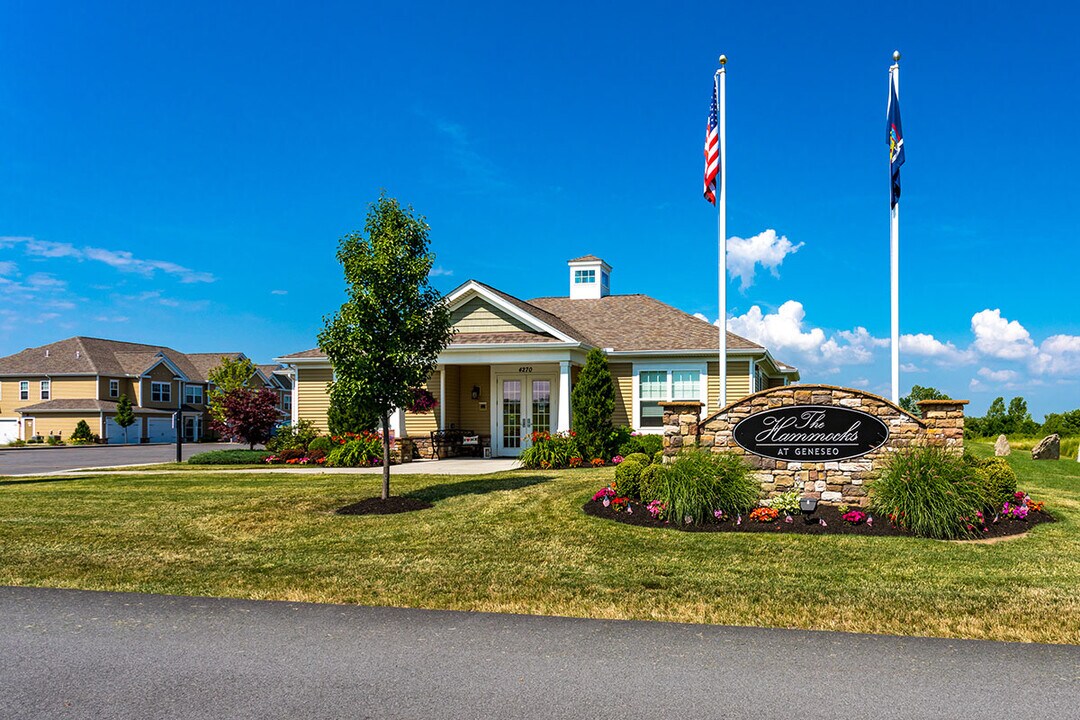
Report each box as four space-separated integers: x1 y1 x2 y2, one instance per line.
567 255 611 299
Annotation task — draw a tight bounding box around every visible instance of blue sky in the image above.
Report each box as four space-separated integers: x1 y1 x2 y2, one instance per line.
2 1 1078 418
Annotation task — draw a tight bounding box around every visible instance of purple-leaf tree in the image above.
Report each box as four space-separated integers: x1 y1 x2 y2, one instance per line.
210 387 280 450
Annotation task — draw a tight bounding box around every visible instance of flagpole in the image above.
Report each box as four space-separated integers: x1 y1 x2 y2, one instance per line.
717 55 727 409
889 51 900 404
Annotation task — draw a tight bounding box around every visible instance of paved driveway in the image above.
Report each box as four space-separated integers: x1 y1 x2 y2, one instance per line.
0 443 249 476
1 587 1076 720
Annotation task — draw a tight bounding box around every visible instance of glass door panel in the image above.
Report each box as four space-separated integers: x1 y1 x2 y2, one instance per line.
501 380 522 450
531 380 551 436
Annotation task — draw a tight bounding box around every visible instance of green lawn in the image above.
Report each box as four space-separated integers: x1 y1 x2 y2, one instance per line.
1 441 1078 644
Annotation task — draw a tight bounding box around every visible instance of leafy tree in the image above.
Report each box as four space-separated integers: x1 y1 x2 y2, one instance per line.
327 378 380 435
982 396 1008 437
571 348 616 458
318 194 454 500
208 356 258 423
1041 409 1080 437
1006 396 1039 435
210 387 280 449
898 385 950 418
114 393 137 444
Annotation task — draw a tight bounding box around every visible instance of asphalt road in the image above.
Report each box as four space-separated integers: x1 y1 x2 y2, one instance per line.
1 587 1077 720
0 442 250 476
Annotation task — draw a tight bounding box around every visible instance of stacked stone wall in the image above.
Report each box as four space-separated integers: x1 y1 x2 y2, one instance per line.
661 385 968 507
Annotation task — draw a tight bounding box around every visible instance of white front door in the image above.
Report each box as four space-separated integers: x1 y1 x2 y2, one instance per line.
495 375 554 457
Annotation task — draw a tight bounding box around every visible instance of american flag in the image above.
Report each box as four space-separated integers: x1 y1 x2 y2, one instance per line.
703 81 720 204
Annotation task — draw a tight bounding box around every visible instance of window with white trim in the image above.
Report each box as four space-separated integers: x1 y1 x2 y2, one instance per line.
574 269 596 284
151 381 171 403
40 380 50 400
20 381 29 400
109 379 119 397
283 393 292 412
636 366 704 430
184 384 203 405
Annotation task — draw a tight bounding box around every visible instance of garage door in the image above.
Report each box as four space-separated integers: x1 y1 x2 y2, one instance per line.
0 419 18 445
146 417 176 444
105 418 139 444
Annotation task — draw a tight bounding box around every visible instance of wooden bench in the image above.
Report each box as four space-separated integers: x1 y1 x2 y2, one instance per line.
429 429 482 459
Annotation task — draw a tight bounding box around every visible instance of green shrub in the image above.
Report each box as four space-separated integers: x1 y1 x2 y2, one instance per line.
326 435 382 467
769 489 801 514
308 436 335 455
639 463 667 502
46 435 64 446
70 420 94 442
618 433 664 458
653 450 664 464
967 456 1018 506
266 419 319 453
869 446 988 539
518 432 580 469
7 438 26 447
652 448 758 525
613 453 650 499
188 449 272 465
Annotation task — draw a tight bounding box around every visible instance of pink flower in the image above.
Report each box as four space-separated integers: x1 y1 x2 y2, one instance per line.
784 515 794 524
602 498 610 508
736 514 742 526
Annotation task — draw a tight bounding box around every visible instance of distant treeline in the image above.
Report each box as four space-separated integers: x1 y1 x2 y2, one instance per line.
899 385 1078 439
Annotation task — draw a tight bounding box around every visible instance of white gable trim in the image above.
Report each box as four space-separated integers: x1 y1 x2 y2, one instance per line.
446 281 581 345
141 354 189 381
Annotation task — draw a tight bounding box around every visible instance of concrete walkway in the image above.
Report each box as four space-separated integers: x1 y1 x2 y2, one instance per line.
1 586 1077 720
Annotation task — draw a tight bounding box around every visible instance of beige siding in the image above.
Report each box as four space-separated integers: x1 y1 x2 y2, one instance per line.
610 362 632 427
52 377 98 399
99 376 139 404
405 370 440 437
0 379 27 418
457 365 490 434
441 366 460 428
2 376 98 417
140 364 182 410
33 413 98 440
451 296 533 334
707 360 752 409
296 367 333 433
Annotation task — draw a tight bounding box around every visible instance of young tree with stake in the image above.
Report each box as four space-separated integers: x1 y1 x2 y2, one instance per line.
318 194 454 501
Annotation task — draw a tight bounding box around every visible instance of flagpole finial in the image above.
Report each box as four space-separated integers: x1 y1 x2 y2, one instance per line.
893 50 901 62
718 54 727 66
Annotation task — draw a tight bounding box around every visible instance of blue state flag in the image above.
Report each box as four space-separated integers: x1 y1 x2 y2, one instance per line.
887 73 905 207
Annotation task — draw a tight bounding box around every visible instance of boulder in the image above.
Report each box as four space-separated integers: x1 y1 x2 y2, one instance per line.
994 434 1011 457
1031 434 1060 461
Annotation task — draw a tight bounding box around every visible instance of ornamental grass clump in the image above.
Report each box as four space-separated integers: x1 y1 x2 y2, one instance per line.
650 448 758 526
869 446 989 540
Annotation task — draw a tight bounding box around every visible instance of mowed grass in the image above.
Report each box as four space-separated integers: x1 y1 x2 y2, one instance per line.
1 442 1078 644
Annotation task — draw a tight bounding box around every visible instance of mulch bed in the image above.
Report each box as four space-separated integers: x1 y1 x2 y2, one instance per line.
583 500 1055 539
337 496 433 515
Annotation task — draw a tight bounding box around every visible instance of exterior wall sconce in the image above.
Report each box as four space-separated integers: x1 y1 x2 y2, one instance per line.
471 385 481 400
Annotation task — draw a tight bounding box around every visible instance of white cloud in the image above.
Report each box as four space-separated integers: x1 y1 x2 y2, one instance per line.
900 362 925 372
271 289 288 295
971 308 1037 360
26 238 80 258
726 229 803 291
1033 334 1080 376
977 367 1019 383
83 247 215 283
850 377 870 388
26 272 66 289
93 315 130 323
430 266 454 277
0 261 17 276
900 332 975 363
821 327 889 365
969 378 985 391
728 301 826 354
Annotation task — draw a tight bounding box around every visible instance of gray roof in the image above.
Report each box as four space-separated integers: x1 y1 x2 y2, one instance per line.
15 399 174 414
0 337 247 383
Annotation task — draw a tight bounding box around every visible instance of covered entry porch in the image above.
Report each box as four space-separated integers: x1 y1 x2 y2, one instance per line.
397 359 579 458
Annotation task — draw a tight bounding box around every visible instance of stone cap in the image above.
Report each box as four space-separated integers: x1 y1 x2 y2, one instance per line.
658 401 704 409
916 399 969 407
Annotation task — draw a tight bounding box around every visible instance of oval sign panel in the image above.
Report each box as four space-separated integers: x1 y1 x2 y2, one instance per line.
732 405 889 462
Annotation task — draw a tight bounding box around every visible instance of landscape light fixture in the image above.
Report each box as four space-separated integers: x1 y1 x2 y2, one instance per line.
799 497 819 524
471 385 481 400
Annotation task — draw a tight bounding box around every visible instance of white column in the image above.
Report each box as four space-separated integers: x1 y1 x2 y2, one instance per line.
390 407 406 439
557 361 572 432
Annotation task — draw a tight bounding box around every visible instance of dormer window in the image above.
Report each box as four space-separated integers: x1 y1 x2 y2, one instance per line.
574 269 596 284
